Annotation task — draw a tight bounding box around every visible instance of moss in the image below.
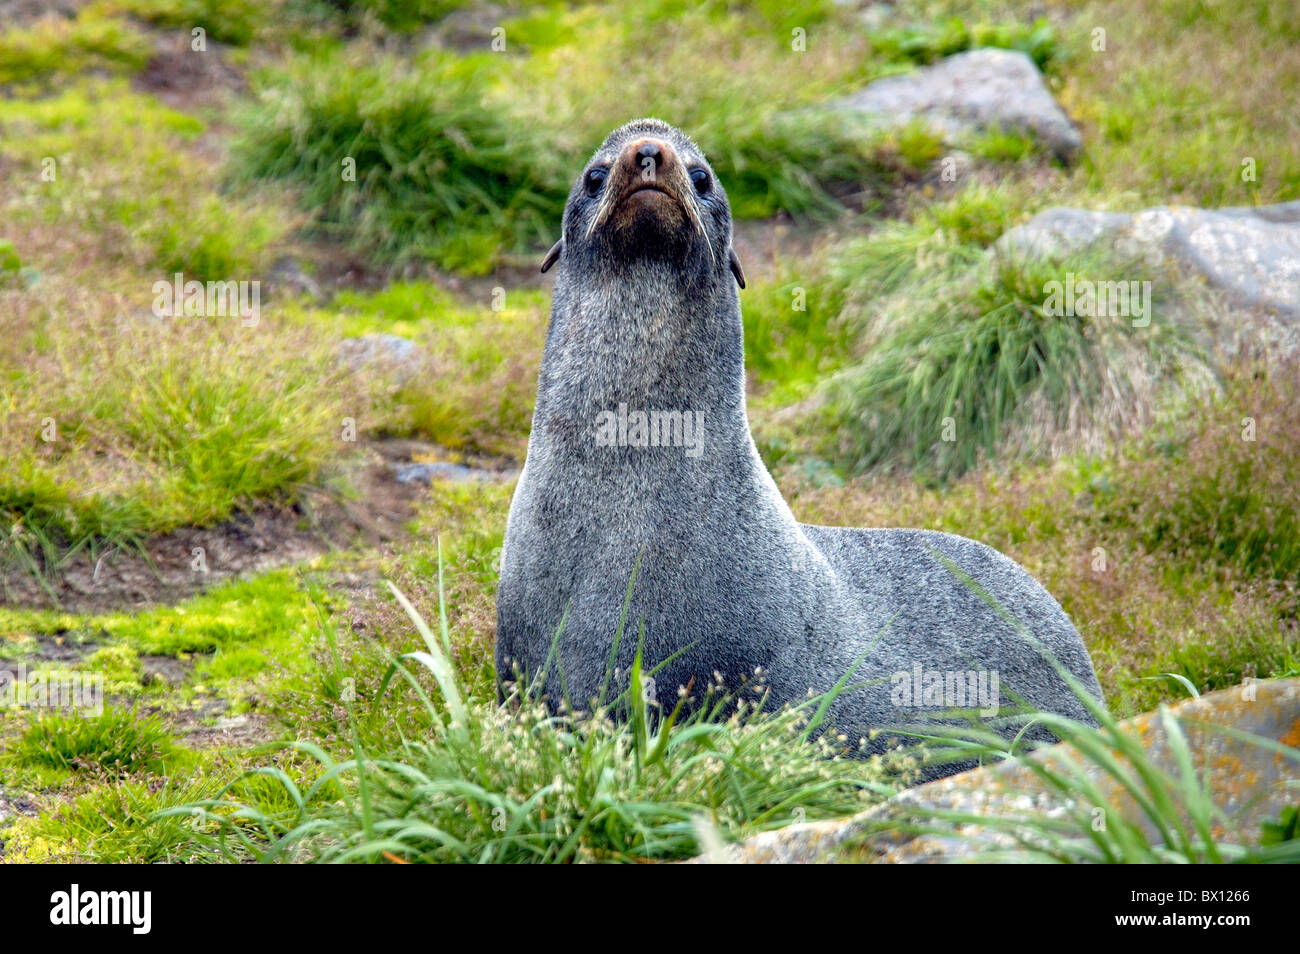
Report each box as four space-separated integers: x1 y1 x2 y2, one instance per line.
102 570 318 658
1 772 215 862
83 644 146 696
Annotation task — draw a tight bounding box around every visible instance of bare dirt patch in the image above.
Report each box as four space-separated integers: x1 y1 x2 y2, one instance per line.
170 708 279 750
1 440 515 613
132 32 248 111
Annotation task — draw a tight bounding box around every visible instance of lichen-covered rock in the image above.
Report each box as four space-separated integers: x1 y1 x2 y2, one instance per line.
996 202 1300 319
695 679 1300 863
829 48 1081 160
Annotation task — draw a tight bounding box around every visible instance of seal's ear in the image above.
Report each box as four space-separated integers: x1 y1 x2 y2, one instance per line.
728 248 746 289
540 239 563 274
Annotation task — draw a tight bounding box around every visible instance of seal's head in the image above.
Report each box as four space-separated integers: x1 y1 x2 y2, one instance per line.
540 118 745 289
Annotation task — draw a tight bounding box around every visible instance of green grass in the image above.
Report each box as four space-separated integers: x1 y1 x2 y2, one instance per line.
0 81 288 279
770 190 1213 483
1054 0 1300 205
287 0 470 33
8 707 179 777
0 9 152 87
780 422 1300 718
231 50 567 274
1096 359 1300 588
228 2 1074 273
510 2 950 222
742 271 857 406
164 552 1297 864
0 275 359 561
0 771 229 863
285 281 549 456
164 571 894 863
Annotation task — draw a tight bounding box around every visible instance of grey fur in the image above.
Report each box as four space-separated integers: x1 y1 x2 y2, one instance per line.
496 118 1103 780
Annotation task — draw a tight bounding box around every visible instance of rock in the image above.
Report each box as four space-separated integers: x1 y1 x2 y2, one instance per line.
336 333 426 382
694 678 1300 863
0 0 83 24
140 654 191 687
830 48 1081 160
422 3 511 53
265 256 322 301
997 202 1300 319
393 461 494 486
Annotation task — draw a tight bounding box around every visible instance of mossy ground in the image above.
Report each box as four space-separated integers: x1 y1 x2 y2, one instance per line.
1 0 1296 862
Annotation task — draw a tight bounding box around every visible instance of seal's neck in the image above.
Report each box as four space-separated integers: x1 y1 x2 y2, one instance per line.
534 259 747 429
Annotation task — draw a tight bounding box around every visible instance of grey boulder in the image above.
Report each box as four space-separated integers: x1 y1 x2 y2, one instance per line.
830 48 1081 160
693 678 1300 863
997 202 1300 319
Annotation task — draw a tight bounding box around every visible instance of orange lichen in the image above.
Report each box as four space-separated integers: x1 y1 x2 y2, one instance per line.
1279 718 1300 748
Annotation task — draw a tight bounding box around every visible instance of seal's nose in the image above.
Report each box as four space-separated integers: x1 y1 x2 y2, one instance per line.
622 137 676 181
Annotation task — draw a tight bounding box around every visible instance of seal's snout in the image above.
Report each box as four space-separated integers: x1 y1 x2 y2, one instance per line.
585 133 708 261
624 138 675 185
612 137 684 209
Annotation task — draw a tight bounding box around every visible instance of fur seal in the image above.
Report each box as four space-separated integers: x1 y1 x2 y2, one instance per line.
496 118 1103 778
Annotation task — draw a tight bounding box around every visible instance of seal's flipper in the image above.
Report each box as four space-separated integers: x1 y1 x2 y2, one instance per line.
729 248 746 289
540 239 563 273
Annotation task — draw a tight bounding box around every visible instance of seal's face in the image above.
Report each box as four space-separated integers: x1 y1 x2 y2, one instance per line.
542 118 745 289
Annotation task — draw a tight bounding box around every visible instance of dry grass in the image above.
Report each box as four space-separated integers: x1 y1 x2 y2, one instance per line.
294 283 549 461
1051 0 1300 205
0 273 362 553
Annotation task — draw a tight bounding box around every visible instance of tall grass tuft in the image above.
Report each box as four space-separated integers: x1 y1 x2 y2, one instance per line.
287 0 468 33
868 16 1059 71
11 707 176 778
820 238 1207 482
699 112 942 221
0 295 358 574
231 51 567 274
165 560 892 863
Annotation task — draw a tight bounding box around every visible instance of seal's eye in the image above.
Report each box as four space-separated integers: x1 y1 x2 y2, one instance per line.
690 168 710 195
584 167 607 196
